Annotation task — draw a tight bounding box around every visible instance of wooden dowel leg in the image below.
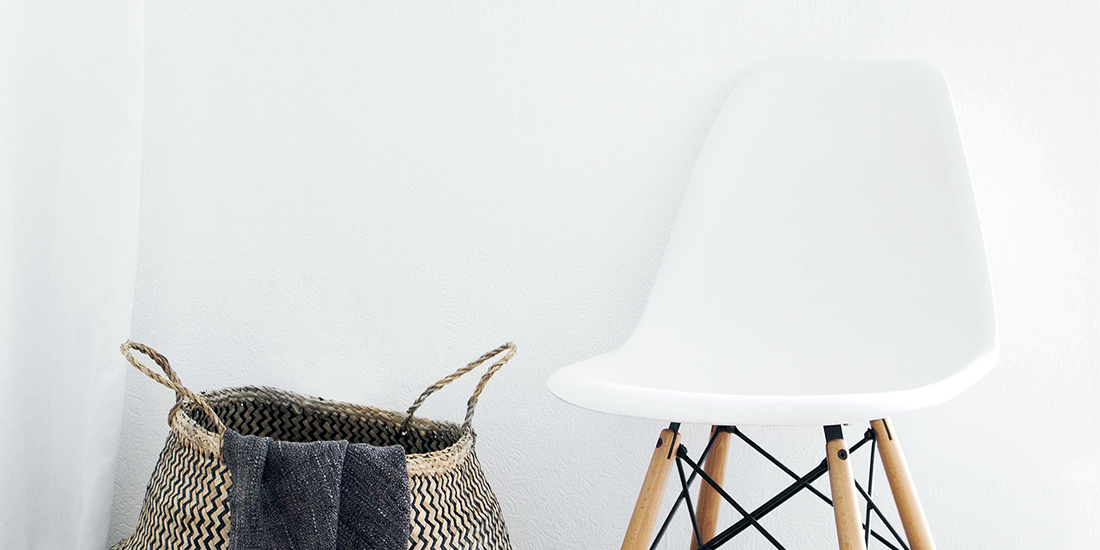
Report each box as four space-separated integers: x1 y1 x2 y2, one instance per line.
825 426 867 550
621 427 681 550
690 426 731 549
871 418 936 550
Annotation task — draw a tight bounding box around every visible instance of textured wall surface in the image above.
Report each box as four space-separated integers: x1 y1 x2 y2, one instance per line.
110 2 1099 548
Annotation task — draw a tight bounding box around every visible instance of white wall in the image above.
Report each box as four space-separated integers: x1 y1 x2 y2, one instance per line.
110 1 1099 548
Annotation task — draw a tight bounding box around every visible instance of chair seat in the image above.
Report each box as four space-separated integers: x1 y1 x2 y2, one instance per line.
548 334 997 426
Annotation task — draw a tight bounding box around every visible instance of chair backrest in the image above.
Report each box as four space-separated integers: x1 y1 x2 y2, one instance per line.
625 60 997 396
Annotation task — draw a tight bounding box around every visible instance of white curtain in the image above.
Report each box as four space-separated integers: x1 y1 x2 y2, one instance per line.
0 0 144 548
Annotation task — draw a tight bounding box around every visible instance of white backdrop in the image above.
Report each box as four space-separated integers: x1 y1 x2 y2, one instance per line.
110 1 1099 549
0 0 144 548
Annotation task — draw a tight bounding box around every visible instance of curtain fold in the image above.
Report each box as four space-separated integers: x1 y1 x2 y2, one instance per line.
0 0 144 548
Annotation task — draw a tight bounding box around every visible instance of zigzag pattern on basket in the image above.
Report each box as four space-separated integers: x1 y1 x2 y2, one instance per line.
409 449 511 550
204 386 461 455
111 430 231 550
112 386 511 550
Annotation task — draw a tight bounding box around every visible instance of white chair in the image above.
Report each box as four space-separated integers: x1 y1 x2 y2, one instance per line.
548 60 997 550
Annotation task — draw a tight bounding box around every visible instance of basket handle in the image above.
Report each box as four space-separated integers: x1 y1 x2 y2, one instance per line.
400 342 517 434
120 341 227 435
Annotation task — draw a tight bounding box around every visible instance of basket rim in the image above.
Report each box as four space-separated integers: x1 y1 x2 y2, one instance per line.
170 385 476 473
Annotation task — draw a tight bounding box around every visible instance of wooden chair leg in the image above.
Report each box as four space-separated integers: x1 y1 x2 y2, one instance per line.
825 426 867 550
871 418 936 550
622 428 681 550
690 426 731 550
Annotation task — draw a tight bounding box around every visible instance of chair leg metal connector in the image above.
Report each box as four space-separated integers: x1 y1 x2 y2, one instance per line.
622 419 929 550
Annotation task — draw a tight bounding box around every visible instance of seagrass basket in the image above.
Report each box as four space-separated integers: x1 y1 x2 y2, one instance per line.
112 341 516 550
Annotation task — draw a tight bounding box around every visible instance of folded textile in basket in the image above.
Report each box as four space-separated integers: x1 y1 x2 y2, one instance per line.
223 429 410 550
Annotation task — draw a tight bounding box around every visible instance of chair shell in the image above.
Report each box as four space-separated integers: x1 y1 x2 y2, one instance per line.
548 59 997 426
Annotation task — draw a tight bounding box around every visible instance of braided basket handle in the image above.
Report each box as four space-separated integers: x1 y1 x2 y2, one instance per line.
400 342 517 434
120 341 227 435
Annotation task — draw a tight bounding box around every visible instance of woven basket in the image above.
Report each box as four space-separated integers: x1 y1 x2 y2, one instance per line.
111 341 516 550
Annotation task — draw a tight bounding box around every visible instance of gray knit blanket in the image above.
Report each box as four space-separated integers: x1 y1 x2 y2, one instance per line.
223 429 410 550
